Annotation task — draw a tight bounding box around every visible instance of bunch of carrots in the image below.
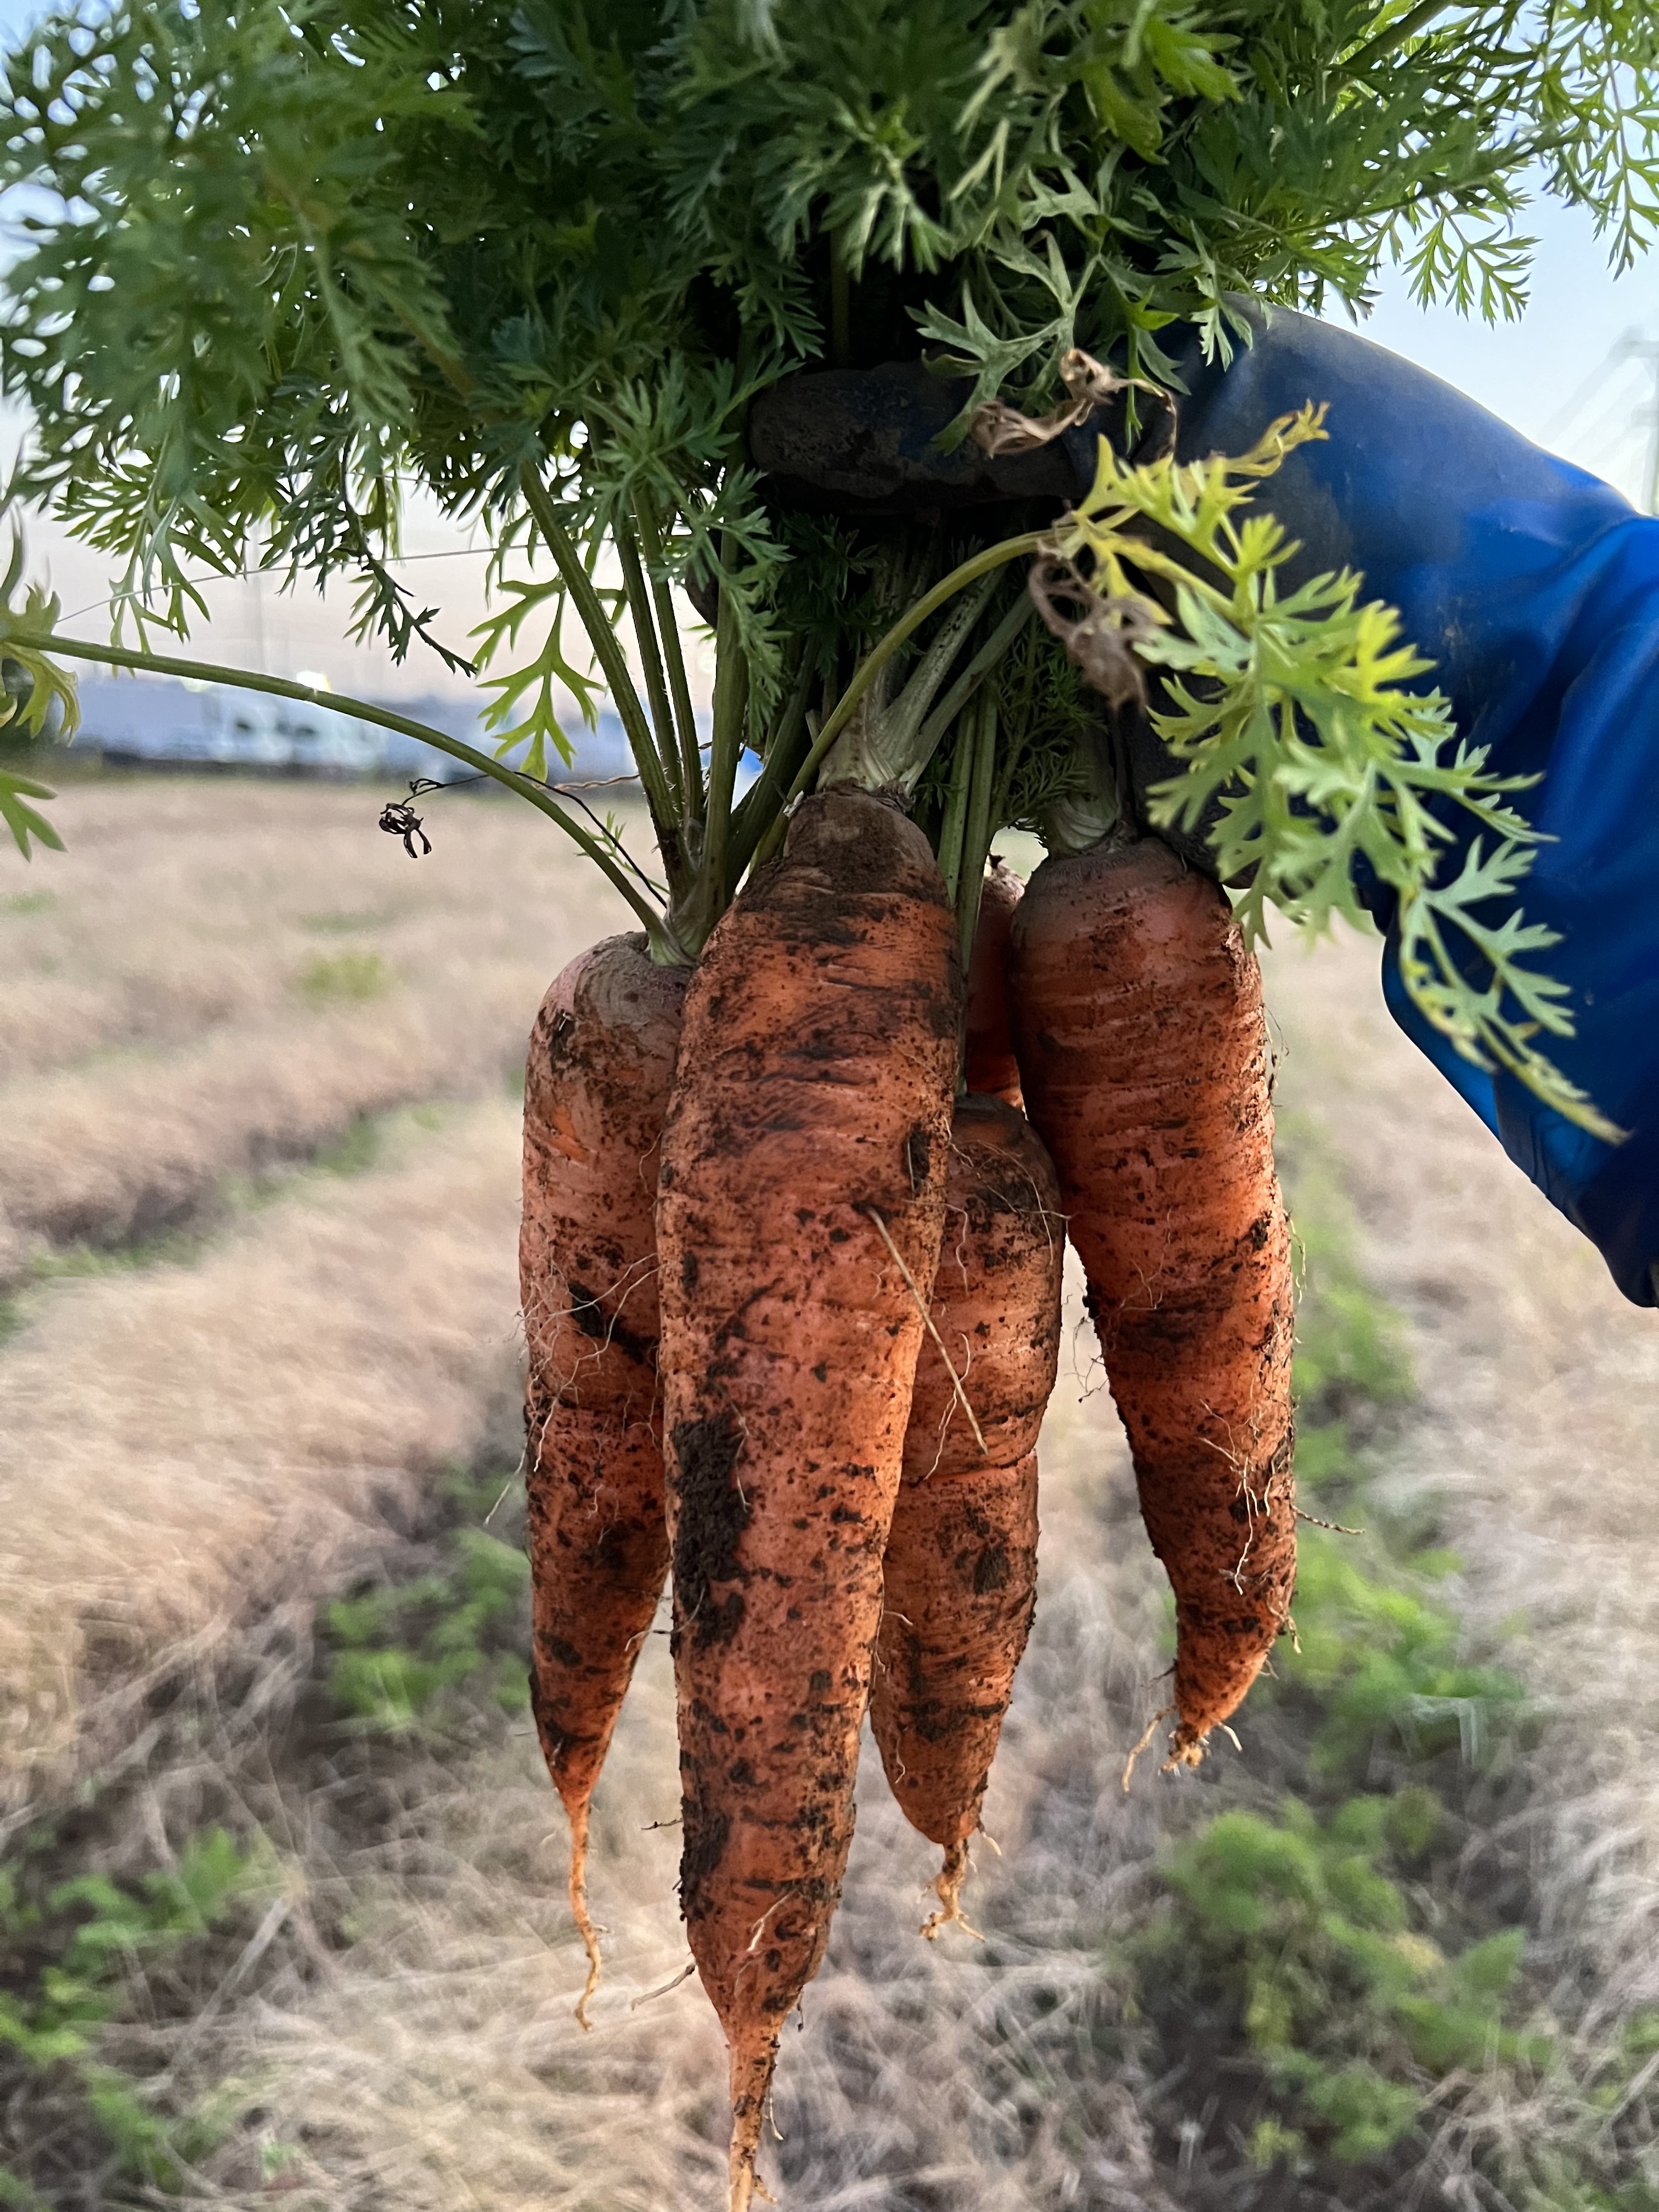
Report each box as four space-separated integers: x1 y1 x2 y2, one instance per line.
520 391 1296 2212
0 13 1632 2208
1 309 1580 2212
5 376 1547 2212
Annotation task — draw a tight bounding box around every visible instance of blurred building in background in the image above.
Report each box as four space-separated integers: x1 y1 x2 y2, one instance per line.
66 674 639 787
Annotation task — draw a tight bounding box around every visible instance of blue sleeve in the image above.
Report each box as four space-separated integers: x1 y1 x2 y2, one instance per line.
1166 304 1659 1307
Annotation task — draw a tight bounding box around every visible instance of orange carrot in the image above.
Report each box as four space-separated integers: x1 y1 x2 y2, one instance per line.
963 856 1023 1105
871 1093 1061 1933
520 932 687 2022
1009 834 1294 1768
655 789 961 2212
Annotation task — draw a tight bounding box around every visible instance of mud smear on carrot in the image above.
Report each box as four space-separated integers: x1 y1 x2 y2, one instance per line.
521 932 687 2024
657 790 961 2212
1011 834 1295 1769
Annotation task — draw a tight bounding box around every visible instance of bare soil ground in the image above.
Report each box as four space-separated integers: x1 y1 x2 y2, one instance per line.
3 778 1656 2209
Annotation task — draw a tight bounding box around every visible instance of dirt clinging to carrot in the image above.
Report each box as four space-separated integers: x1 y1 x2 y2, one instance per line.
655 789 962 2212
873 1093 1062 1932
520 934 686 2021
1011 834 1296 1765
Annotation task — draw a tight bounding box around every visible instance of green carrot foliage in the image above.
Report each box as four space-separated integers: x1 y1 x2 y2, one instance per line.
1037 409 1619 1135
0 0 1654 1008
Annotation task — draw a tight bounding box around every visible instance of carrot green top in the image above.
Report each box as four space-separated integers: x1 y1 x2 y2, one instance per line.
0 2 1653 1098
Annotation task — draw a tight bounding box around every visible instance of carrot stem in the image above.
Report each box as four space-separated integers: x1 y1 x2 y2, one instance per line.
726 653 814 887
751 529 1045 866
19 628 681 952
936 723 973 915
914 591 1034 768
822 567 1001 793
678 563 749 948
633 487 704 828
617 516 685 825
955 691 998 970
517 466 685 866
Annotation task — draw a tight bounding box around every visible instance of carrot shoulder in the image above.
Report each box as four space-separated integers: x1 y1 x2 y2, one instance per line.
872 1093 1062 1933
520 932 687 2022
655 790 961 2212
1010 836 1295 1766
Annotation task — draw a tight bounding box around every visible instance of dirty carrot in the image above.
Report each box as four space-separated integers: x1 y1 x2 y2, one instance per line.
521 932 687 2023
963 856 1024 1107
872 1093 1062 1933
655 789 961 2212
1009 834 1295 1768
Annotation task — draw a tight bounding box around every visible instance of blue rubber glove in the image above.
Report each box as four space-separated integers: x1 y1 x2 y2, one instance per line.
1167 303 1659 1308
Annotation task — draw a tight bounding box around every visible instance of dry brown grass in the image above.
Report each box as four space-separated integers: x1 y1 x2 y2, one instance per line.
0 1096 527 1808
0 776 646 1280
8 797 1659 2208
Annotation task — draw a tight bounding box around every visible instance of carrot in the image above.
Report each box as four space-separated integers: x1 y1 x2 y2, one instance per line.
1009 834 1295 1768
655 789 961 2212
963 855 1023 1105
871 1093 1062 1935
520 931 687 2023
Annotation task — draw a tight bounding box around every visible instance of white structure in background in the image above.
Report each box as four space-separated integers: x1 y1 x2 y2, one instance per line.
66 672 639 785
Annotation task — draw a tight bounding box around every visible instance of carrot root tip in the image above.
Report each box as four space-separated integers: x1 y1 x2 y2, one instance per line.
727 2042 782 2212
727 2107 769 2212
565 1803 603 2029
920 1841 984 1942
1163 1722 1211 1773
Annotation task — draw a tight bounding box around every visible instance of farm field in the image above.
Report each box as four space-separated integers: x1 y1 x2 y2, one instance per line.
3 776 1658 2210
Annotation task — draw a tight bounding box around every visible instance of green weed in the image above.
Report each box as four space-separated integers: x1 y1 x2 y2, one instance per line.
1131 1123 1542 2181
324 1492 531 1734
311 1111 381 1176
0 1826 276 2192
29 1221 210 1283
1145 1796 1547 2164
292 949 394 1005
0 888 54 916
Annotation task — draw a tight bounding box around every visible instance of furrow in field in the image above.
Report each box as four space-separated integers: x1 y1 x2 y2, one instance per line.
0 1093 527 1811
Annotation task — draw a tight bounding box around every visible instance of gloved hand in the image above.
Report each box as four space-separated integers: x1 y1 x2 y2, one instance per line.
1168 304 1659 1308
749 312 1659 1307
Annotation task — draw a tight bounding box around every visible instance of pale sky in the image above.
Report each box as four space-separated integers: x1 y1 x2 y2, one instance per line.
0 0 1652 705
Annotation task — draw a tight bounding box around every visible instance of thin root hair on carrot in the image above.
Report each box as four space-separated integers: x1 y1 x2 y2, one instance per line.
1163 1716 1243 1775
865 1205 988 1455
565 1801 603 2031
629 1961 697 2010
1122 1705 1176 1792
744 1894 795 1957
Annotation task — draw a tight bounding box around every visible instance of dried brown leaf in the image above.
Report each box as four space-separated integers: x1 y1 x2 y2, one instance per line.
1026 556 1162 709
